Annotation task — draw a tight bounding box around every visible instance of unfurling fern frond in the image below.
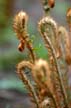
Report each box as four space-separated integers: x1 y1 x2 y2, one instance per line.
13 11 36 62
38 16 70 108
17 61 40 108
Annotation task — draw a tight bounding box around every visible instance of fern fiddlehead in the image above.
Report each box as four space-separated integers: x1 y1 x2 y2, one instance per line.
38 0 70 107
13 11 36 62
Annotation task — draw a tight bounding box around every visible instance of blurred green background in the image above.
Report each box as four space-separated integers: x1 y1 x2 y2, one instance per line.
0 0 71 95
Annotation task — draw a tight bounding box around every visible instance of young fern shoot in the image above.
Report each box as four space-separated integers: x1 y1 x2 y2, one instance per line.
13 11 36 62
38 0 71 107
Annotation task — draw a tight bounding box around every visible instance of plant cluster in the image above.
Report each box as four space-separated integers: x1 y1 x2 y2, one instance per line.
13 0 71 108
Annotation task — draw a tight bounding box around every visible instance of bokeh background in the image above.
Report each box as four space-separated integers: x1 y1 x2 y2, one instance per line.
0 0 71 108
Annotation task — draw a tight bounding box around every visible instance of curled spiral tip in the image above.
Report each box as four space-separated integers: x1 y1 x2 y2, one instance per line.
38 16 57 34
13 11 28 38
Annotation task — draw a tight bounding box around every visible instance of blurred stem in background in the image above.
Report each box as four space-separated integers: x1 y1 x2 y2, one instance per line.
0 0 14 28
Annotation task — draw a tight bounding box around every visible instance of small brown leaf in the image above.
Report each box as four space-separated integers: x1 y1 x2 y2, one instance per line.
18 43 25 52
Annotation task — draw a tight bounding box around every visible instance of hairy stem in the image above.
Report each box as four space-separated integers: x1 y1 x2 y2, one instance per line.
17 61 40 108
41 32 70 108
